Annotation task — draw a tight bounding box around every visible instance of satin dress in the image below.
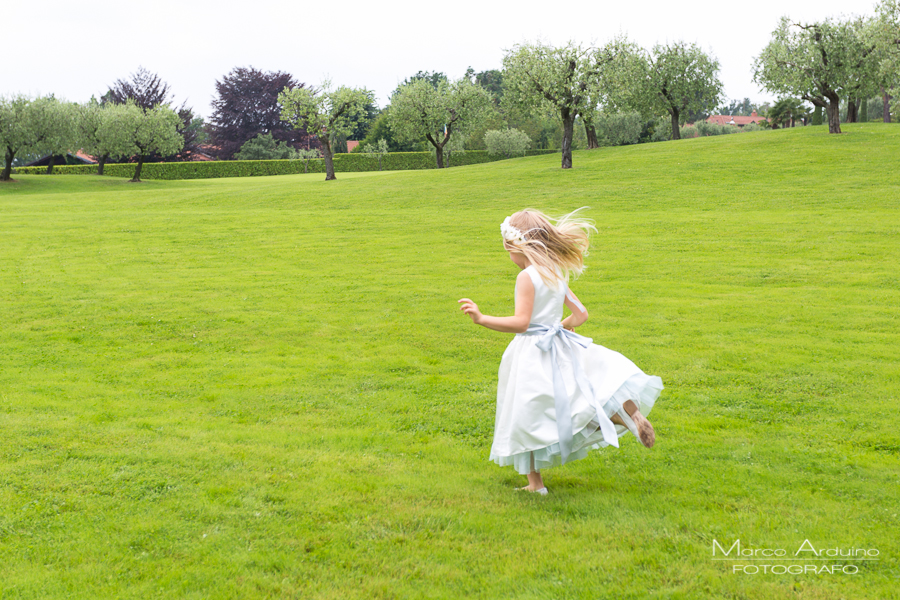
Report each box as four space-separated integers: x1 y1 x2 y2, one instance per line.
489 265 663 474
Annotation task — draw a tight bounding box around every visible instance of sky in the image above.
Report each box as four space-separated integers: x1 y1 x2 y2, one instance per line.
6 0 878 120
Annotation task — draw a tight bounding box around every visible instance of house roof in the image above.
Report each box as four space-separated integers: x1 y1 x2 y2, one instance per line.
706 111 768 126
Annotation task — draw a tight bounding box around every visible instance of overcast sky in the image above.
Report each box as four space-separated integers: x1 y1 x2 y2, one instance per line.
7 0 876 119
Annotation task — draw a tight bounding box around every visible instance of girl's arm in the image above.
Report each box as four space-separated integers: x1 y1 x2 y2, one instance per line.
561 289 589 331
458 270 535 334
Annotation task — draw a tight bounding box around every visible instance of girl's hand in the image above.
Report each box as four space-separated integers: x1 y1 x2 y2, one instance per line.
457 298 483 325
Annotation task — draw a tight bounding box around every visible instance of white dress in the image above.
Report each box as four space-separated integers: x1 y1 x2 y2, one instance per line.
489 265 664 474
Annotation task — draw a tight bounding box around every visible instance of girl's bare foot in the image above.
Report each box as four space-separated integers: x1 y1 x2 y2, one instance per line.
517 470 547 494
617 400 656 448
516 484 549 495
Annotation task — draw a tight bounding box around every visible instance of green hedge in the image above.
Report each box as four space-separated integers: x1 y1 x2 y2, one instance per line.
12 149 558 180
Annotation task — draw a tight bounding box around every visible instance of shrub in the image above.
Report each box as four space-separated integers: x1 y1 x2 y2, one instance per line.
234 133 299 160
595 112 642 147
484 128 532 158
694 121 741 137
12 149 558 179
649 119 672 142
680 125 699 139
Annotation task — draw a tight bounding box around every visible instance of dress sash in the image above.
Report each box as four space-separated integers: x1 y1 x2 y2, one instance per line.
517 323 620 463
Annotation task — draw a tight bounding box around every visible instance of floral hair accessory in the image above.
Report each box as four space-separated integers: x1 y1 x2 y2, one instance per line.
501 216 526 243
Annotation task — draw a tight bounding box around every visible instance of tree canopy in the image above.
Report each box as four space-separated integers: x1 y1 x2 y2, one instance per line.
753 17 879 133
279 82 374 180
0 95 77 180
113 101 184 182
389 77 493 168
105 66 174 110
502 41 604 168
210 67 312 160
635 41 724 140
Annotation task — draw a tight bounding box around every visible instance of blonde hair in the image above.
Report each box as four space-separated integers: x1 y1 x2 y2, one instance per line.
503 208 596 286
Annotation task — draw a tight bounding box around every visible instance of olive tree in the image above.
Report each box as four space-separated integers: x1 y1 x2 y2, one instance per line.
113 101 183 182
634 41 723 140
34 98 77 174
279 82 373 180
503 41 602 169
0 95 32 180
78 100 135 175
0 95 76 180
389 77 493 168
753 17 880 134
875 0 900 121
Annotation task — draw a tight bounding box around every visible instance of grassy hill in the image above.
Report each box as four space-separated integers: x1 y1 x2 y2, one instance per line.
1 124 898 599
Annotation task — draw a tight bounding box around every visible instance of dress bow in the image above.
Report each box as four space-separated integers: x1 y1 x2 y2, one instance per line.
520 323 620 463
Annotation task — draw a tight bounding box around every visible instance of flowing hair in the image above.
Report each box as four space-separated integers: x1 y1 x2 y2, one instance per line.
503 208 596 286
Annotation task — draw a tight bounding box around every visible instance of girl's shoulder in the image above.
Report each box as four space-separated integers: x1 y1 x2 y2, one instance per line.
521 265 542 287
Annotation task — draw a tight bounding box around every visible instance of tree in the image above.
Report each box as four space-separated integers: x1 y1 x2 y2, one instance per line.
31 97 77 174
210 67 313 159
106 66 174 110
636 41 724 141
389 77 493 168
768 97 809 128
234 133 298 160
0 96 76 180
357 110 422 152
753 17 881 134
105 66 203 162
484 128 532 158
296 148 320 174
503 41 603 168
875 0 900 122
721 98 757 116
391 70 447 98
0 95 30 181
113 101 183 182
474 69 504 99
79 100 136 175
361 138 389 170
279 82 374 181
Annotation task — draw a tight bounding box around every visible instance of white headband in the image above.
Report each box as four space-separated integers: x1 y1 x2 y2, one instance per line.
500 216 526 243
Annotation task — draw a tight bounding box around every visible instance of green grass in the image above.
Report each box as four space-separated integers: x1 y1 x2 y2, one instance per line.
1 124 898 599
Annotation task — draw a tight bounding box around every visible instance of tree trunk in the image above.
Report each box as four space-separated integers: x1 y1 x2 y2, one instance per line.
826 100 842 134
846 97 858 123
98 153 108 175
434 144 445 169
46 155 56 175
320 136 336 180
1 148 14 181
303 158 309 174
560 113 574 169
131 155 145 182
670 110 681 140
884 88 892 123
860 96 868 122
585 125 599 149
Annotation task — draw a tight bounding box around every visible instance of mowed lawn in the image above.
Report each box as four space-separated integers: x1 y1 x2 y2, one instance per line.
1 124 898 599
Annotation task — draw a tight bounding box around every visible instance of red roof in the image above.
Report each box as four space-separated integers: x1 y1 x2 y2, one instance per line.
74 149 98 164
706 111 768 126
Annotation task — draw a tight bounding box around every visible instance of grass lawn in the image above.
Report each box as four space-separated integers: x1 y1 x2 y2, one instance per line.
1 124 898 599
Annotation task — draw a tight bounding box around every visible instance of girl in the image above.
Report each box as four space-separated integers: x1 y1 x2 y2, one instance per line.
458 209 662 495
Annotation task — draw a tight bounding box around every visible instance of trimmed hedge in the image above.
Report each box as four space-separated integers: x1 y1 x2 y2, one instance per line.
12 149 558 180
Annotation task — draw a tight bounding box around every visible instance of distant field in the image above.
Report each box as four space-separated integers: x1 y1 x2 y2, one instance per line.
1 124 898 599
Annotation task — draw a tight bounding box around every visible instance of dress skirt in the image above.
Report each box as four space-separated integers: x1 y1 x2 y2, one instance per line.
489 333 663 475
